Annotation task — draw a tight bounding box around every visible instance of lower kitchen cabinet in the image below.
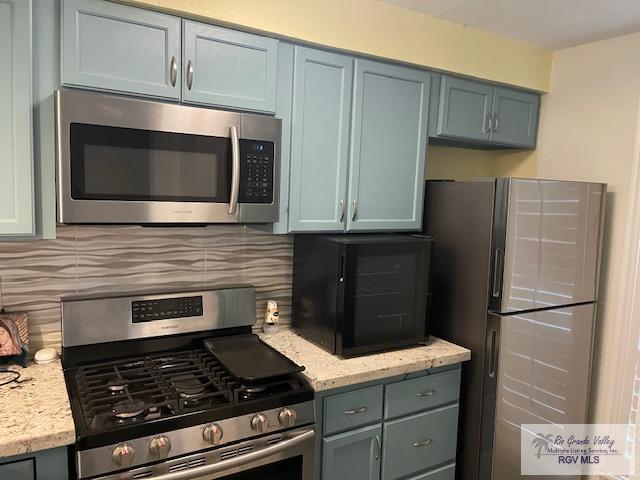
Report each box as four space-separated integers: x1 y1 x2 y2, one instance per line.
382 405 459 479
0 447 68 480
322 424 382 480
315 364 461 480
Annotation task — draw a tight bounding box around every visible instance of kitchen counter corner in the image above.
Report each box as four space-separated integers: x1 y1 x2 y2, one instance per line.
260 330 471 391
0 359 75 458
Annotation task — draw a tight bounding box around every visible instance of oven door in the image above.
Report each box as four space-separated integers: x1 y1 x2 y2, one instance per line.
56 90 280 225
95 427 315 480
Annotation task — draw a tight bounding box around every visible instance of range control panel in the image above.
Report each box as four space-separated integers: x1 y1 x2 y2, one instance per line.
131 295 203 323
238 139 274 204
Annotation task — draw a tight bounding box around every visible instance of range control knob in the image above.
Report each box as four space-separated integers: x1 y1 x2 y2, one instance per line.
112 443 135 467
250 413 268 433
278 408 297 427
203 423 224 445
149 435 171 459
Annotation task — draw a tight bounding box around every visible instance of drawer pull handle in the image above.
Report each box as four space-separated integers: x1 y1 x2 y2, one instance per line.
345 407 367 415
413 439 433 447
416 390 436 397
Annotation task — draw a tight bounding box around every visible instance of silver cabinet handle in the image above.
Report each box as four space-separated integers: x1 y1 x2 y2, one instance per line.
374 435 381 460
416 390 435 397
228 125 240 215
485 113 493 133
351 199 358 221
170 56 177 87
339 199 345 222
137 429 314 480
345 406 367 415
413 439 433 447
186 60 194 90
493 113 500 132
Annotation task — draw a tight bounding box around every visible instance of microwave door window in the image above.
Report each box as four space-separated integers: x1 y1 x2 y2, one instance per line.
70 124 231 202
344 243 427 350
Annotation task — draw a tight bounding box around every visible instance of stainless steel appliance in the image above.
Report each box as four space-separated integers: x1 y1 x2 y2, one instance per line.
56 90 281 224
422 178 605 480
61 286 315 480
292 234 433 357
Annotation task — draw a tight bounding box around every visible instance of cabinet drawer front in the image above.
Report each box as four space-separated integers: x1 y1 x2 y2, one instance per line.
382 404 459 479
182 21 278 112
62 0 181 100
385 369 460 419
0 459 35 480
407 463 455 480
324 385 383 435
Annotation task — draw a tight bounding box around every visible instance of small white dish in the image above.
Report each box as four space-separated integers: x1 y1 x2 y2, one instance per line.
34 347 58 364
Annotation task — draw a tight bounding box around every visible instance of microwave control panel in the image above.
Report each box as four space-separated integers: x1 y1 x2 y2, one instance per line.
239 139 274 204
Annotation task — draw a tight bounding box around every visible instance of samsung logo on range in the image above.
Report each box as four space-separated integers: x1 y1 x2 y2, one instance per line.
172 209 193 215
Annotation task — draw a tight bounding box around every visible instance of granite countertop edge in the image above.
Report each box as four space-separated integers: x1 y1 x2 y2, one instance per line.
260 330 471 392
0 359 76 459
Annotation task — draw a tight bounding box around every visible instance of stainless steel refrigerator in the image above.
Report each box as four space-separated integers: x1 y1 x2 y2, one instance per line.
422 178 606 480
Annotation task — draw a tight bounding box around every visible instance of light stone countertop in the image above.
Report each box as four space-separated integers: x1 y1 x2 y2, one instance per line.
260 330 471 391
0 359 75 458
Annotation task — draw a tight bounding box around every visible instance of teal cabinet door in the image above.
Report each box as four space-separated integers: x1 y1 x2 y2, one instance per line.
0 447 68 480
322 424 382 480
0 459 35 480
61 0 181 100
182 21 278 112
347 60 429 231
436 75 493 141
491 86 540 148
288 47 353 232
0 0 34 236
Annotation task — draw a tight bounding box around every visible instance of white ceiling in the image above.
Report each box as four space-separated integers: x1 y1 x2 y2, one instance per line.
381 0 640 49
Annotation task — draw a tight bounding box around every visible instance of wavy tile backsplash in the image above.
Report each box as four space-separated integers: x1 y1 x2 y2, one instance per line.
0 225 292 351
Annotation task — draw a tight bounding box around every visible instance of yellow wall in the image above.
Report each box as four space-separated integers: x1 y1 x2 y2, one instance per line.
128 0 552 92
427 147 537 180
536 31 640 427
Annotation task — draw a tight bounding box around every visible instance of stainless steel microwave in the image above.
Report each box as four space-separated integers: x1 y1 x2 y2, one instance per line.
55 90 281 224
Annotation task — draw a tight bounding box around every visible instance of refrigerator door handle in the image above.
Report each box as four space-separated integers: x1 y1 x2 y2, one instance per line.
492 248 504 298
488 328 498 378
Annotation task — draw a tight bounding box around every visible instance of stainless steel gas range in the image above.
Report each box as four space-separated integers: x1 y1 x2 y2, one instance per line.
60 286 315 480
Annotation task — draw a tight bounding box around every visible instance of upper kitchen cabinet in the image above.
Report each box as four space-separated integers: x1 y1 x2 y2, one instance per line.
434 75 493 142
182 21 278 113
0 0 35 236
430 74 540 149
490 86 540 147
288 47 353 232
61 0 181 100
346 60 430 231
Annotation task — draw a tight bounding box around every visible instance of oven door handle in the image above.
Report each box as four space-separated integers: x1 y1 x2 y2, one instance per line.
139 429 314 480
228 125 240 215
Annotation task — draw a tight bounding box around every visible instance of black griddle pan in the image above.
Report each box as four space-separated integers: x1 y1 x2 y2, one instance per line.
204 334 305 382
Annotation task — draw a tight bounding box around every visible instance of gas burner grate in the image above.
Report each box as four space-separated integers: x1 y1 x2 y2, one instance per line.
74 349 238 432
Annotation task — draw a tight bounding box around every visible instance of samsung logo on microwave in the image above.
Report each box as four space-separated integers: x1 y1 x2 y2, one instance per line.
161 325 180 330
172 209 193 215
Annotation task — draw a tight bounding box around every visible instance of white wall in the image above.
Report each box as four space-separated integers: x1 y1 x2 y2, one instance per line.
537 32 640 425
